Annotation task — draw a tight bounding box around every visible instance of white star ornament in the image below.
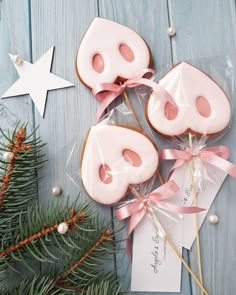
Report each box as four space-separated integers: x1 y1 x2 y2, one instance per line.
1 46 73 117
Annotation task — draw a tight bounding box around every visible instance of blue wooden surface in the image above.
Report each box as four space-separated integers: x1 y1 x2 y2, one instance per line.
1 1 236 294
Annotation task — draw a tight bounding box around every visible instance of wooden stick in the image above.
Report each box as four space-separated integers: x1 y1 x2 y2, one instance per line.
165 234 207 295
189 133 204 295
129 185 208 295
122 89 206 292
156 170 164 185
122 89 142 130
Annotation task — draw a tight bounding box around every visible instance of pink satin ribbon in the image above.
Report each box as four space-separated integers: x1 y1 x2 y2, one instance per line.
92 69 176 122
115 180 204 259
162 145 236 179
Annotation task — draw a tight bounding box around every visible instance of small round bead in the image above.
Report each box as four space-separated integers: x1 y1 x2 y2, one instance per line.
167 27 176 37
3 151 14 162
11 55 23 65
208 214 219 224
57 222 68 234
52 186 62 196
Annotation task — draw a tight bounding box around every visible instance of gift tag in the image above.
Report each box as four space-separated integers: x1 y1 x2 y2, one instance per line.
131 215 182 292
170 162 226 249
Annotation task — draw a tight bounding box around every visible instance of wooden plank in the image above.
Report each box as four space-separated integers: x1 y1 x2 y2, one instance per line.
30 0 116 278
98 1 191 294
0 0 35 288
30 0 103 205
168 0 236 294
0 0 33 133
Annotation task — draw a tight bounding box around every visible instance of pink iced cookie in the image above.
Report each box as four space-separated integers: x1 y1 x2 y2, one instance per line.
76 17 151 88
81 125 158 205
147 62 231 137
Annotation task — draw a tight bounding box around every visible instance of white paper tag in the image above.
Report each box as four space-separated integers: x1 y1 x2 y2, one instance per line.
170 162 227 250
131 215 182 292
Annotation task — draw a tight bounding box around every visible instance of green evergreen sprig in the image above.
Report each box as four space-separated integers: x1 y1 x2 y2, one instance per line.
0 124 127 294
0 275 58 295
0 123 46 239
1 274 125 295
0 198 94 279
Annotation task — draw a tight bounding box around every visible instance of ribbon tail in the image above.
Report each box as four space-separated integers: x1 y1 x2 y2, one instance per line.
203 146 230 159
201 153 236 178
148 180 179 200
95 96 117 122
127 77 176 107
156 202 205 214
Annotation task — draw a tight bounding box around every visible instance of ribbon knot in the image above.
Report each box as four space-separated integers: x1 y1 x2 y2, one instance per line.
190 151 200 157
162 145 236 179
92 68 176 122
115 180 204 259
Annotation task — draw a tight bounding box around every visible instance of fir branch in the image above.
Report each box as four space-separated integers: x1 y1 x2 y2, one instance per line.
58 274 123 295
55 224 118 292
0 127 32 206
81 279 124 295
56 228 113 282
0 123 128 294
1 274 127 295
0 210 85 257
0 275 59 295
0 199 94 279
0 124 46 239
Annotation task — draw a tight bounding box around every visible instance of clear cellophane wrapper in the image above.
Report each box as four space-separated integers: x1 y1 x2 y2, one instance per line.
66 102 183 233
135 57 234 191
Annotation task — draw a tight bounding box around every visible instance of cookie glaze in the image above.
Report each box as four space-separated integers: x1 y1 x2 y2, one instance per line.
76 18 151 88
81 125 158 205
147 62 231 136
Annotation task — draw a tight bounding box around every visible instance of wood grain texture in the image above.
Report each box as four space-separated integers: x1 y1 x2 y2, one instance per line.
30 0 107 208
98 1 191 294
1 0 236 294
0 0 36 288
0 0 33 134
168 1 236 294
30 0 116 279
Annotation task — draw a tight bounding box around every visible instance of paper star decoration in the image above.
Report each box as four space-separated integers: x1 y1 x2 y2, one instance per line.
1 46 73 117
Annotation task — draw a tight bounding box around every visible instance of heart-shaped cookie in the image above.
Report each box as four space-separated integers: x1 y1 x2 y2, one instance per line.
76 17 151 89
147 62 231 137
81 125 158 205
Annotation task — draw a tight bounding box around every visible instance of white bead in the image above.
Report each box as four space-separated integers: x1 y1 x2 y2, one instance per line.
3 151 14 162
167 27 176 37
57 222 68 234
11 55 23 65
208 214 219 224
52 186 62 196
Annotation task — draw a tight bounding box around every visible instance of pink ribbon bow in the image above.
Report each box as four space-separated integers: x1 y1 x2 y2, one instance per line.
115 180 204 259
92 69 176 122
162 146 236 179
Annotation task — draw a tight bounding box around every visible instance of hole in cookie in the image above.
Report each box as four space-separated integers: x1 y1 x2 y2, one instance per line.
123 149 142 167
92 54 104 73
99 164 112 184
164 102 178 120
119 44 135 62
196 96 211 118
